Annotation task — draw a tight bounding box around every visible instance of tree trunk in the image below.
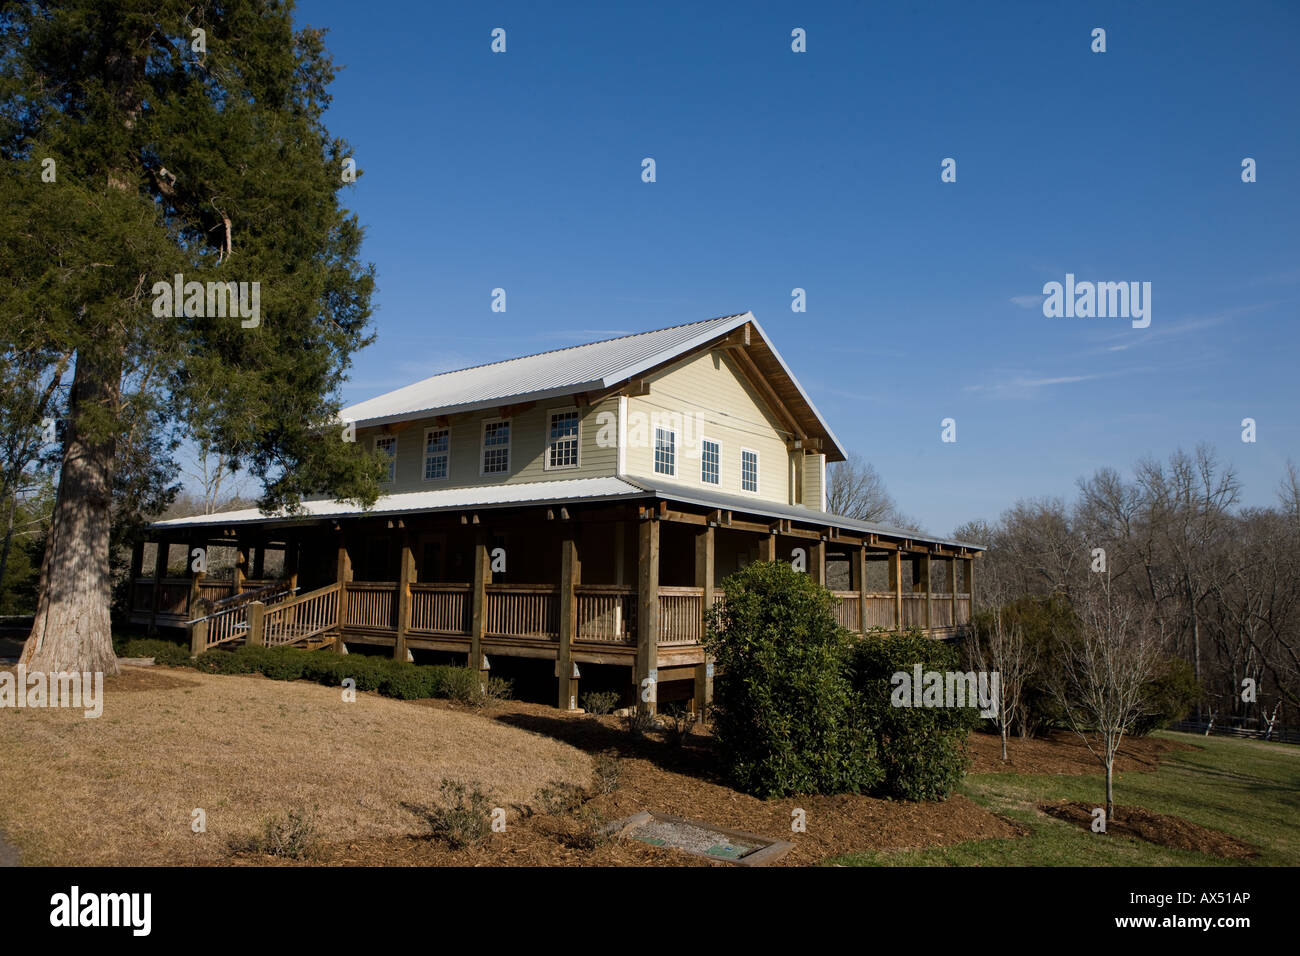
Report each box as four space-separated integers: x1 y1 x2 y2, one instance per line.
1105 760 1114 823
19 351 119 675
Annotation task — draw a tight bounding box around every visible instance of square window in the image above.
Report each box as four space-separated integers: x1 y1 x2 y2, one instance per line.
701 439 720 485
654 427 676 476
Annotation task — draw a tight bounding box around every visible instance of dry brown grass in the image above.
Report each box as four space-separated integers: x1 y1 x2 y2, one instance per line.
0 664 591 865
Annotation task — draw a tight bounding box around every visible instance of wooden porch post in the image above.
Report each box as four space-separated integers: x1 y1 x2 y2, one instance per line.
470 529 490 676
636 516 660 715
694 524 715 720
232 542 248 595
946 557 957 633
557 533 580 710
856 546 868 634
759 529 776 562
148 538 168 635
919 553 932 632
394 530 414 661
285 538 300 591
965 557 976 621
811 537 826 585
186 535 205 622
246 601 266 647
251 541 266 581
334 532 352 654
889 550 902 631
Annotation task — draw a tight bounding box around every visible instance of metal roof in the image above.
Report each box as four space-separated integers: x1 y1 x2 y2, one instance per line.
337 313 846 460
151 476 648 529
150 474 984 551
340 313 754 427
620 475 986 551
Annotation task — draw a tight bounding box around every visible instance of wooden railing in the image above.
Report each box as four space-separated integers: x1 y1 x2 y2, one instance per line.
832 591 860 631
344 582 397 630
901 594 928 628
197 581 235 605
576 586 635 644
153 578 191 617
191 601 248 653
262 583 340 646
864 593 895 629
658 586 703 645
954 596 971 626
929 593 955 629
409 583 471 635
486 584 558 639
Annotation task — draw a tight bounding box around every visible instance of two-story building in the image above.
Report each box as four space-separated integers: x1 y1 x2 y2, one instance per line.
129 311 982 712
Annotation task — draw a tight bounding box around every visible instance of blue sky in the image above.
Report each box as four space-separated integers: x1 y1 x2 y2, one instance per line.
284 0 1299 535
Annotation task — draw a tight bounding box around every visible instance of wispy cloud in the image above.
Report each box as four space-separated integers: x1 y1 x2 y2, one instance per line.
1009 294 1042 309
1090 303 1272 353
964 366 1148 399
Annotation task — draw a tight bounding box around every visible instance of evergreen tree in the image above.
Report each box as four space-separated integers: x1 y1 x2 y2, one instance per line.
0 0 384 673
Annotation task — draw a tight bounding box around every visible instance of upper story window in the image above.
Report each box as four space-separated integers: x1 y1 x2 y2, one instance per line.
654 427 676 476
741 448 759 493
547 410 580 469
481 419 511 475
701 438 720 485
424 427 449 481
375 435 397 483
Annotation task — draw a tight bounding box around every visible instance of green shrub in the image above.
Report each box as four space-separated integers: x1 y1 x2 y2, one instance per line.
440 666 480 703
581 690 620 715
117 638 191 667
704 561 881 798
849 629 980 801
1132 656 1200 736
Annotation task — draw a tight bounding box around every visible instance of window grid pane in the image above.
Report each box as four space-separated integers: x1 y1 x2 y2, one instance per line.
701 439 719 484
483 421 510 474
548 411 579 468
741 450 758 492
424 428 449 480
654 428 675 475
376 436 396 483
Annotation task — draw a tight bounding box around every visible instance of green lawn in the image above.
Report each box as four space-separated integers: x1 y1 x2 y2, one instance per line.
833 732 1300 866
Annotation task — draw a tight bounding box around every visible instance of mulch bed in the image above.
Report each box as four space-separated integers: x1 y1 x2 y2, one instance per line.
1039 801 1259 859
967 729 1197 775
277 700 1029 867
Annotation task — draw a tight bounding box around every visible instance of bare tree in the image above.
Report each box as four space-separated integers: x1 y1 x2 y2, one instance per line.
969 598 1037 762
1050 576 1164 822
183 443 248 515
826 452 901 524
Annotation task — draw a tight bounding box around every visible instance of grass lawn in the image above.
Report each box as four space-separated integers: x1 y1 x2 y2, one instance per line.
833 731 1300 866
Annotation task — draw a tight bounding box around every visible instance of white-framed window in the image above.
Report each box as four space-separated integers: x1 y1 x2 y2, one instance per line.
701 438 720 485
423 426 450 481
481 418 511 475
654 426 676 476
741 448 759 493
375 435 397 483
546 409 580 470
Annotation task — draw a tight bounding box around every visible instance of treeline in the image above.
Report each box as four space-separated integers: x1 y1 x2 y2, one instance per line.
954 445 1300 731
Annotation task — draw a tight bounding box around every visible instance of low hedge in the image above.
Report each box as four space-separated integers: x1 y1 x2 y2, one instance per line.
117 639 498 704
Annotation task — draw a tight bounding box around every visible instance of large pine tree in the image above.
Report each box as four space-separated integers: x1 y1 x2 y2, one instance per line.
1 0 384 673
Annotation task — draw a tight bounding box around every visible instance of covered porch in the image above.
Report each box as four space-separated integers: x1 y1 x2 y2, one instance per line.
129 494 978 712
